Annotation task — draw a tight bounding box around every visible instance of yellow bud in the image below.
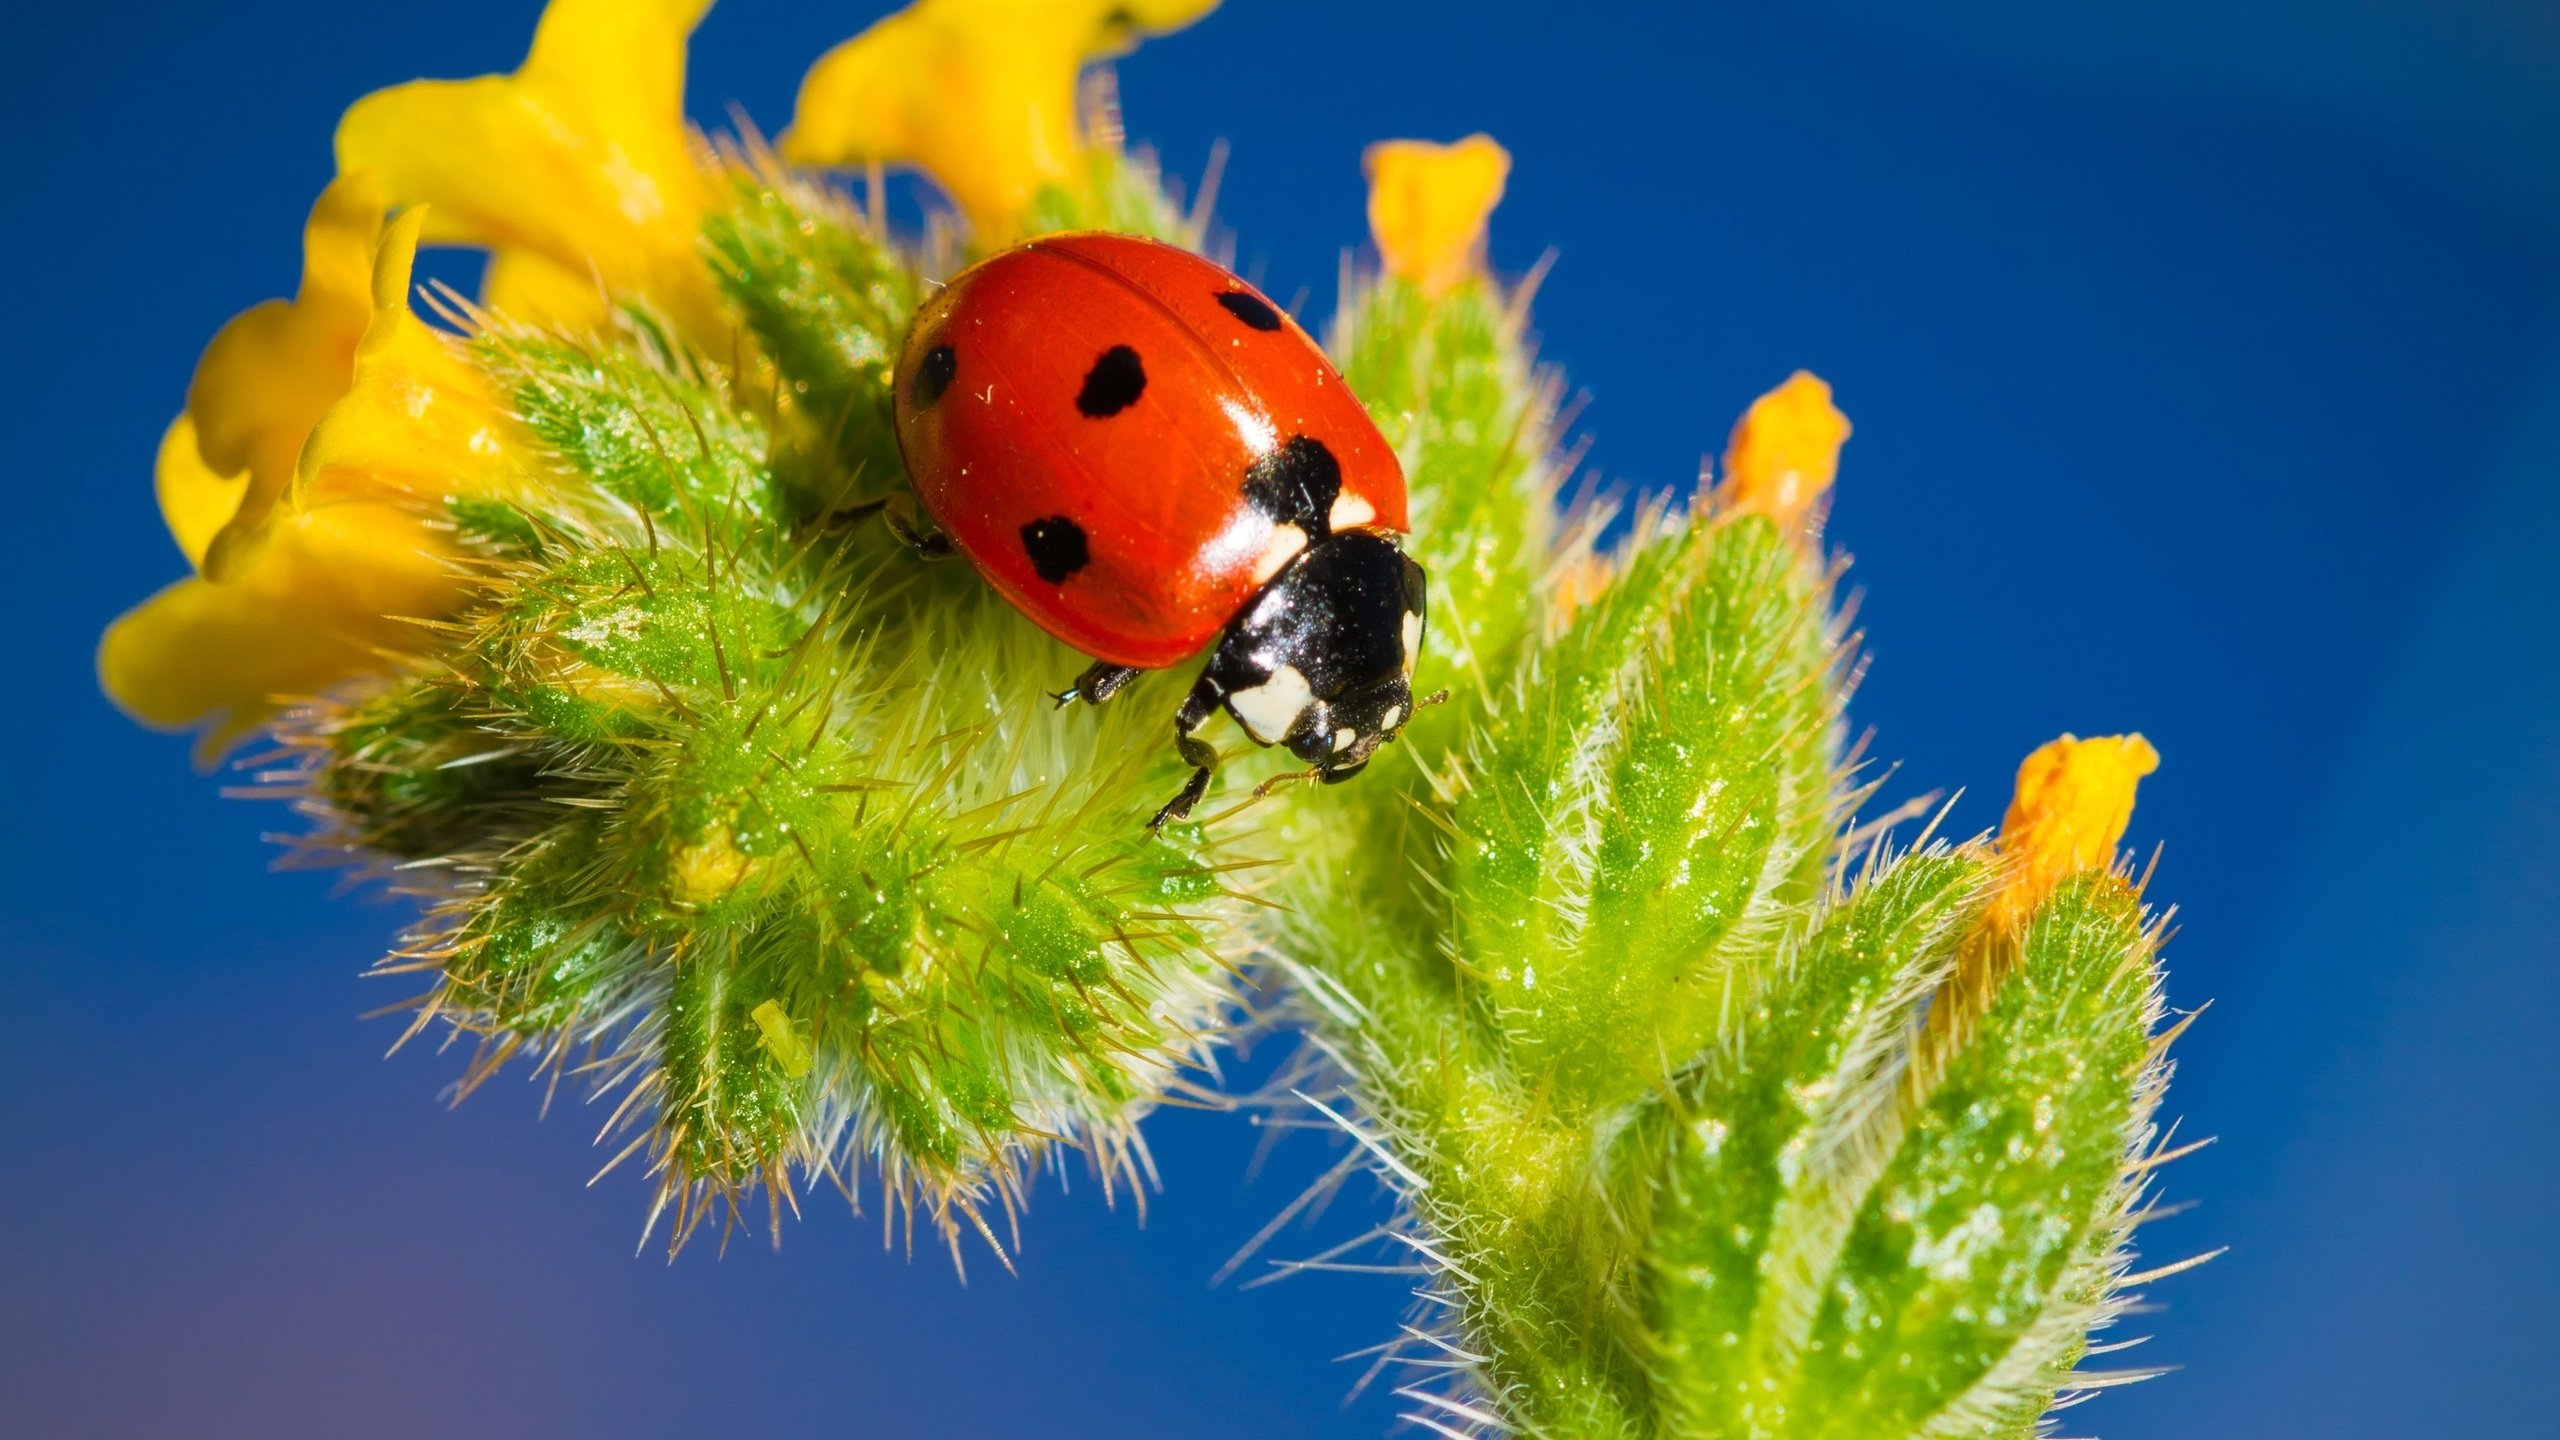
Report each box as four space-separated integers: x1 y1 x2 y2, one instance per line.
1988 733 2160 930
1721 371 1849 533
751 1000 815 1080
1363 134 1510 297
669 830 755 907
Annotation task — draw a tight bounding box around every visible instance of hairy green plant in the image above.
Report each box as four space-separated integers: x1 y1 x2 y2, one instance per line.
1241 255 2191 1436
102 0 2199 1432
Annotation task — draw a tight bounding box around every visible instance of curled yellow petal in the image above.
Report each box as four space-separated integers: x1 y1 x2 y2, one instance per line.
1721 371 1849 533
334 0 715 331
1363 134 1510 297
296 209 521 513
106 207 528 754
1987 733 2161 930
184 171 387 577
781 0 1217 239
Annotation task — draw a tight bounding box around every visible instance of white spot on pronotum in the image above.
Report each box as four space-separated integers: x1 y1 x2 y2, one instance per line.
1227 664 1315 745
1379 702 1405 732
1400 610 1423 662
1328 492 1376 531
1332 728 1357 752
1251 524 1309 584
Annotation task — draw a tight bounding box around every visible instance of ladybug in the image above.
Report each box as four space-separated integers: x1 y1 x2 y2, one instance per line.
889 232 1430 829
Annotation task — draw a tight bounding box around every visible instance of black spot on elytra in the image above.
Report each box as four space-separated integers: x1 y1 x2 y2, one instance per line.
1076 345 1147 417
1020 515 1090 584
1241 435 1343 539
912 342 957 409
1216 290 1284 332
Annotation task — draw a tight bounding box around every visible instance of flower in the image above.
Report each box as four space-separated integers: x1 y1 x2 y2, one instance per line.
334 0 718 334
1928 731 2159 1051
1987 732 2161 930
180 172 385 581
780 0 1218 239
100 202 523 754
1363 134 1511 297
1721 371 1849 533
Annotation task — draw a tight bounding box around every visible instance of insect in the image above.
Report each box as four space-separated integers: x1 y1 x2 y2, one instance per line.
889 232 1432 829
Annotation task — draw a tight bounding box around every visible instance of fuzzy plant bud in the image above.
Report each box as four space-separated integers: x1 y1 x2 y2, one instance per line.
334 283 1257 1245
1331 145 1554 694
1648 854 2173 1436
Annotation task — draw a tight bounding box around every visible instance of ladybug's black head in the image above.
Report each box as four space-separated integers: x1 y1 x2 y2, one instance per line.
1283 668 1413 778
1203 530 1428 777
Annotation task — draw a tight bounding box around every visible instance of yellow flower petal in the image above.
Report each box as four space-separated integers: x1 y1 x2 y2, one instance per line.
296 209 522 513
154 418 247 571
107 207 528 755
98 502 466 755
1987 733 2161 929
481 246 609 331
184 171 388 577
334 0 715 331
781 0 1217 239
1722 371 1850 533
1363 134 1510 297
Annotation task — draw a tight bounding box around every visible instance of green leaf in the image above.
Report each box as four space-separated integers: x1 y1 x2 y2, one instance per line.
1788 876 2163 1437
1649 850 1990 1436
1448 514 1842 1110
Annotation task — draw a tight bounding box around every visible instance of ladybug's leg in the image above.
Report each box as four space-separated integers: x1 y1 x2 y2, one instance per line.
1051 660 1141 710
818 495 888 530
881 493 954 559
1148 679 1222 832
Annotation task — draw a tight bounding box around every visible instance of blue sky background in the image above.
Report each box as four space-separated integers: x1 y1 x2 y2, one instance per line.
3 3 2554 1436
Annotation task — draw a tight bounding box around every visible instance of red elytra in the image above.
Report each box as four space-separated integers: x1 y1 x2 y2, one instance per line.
891 232 1408 670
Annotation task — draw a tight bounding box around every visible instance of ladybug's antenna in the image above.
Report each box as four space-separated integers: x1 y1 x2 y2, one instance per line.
1415 689 1452 710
